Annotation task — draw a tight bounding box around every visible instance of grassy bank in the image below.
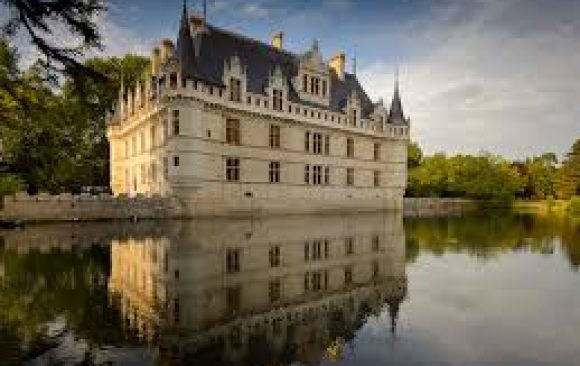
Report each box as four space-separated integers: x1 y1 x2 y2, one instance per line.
511 198 579 216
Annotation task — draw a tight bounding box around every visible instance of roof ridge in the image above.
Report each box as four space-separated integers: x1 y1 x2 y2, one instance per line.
207 23 298 59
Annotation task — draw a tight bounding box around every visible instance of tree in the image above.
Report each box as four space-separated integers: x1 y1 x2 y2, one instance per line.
556 139 580 199
407 153 523 201
408 141 422 169
0 38 148 192
0 0 105 86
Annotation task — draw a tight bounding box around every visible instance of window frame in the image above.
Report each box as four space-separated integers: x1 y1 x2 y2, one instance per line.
226 157 240 182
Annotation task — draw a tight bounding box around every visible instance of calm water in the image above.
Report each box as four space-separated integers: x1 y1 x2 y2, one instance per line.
0 213 579 366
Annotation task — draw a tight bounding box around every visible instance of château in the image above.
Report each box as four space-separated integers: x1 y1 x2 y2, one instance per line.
106 4 410 215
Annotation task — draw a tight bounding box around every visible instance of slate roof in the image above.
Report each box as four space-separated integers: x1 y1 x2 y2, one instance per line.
174 9 380 119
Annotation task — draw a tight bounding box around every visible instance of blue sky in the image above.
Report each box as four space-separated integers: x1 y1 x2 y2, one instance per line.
37 0 580 158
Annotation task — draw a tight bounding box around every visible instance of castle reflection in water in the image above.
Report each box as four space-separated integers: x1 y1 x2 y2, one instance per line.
108 213 407 364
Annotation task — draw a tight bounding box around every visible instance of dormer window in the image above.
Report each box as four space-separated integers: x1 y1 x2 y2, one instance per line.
230 77 241 102
311 77 320 95
272 89 283 111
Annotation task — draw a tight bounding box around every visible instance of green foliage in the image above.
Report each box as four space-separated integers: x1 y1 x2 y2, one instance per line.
407 141 423 169
407 153 523 201
556 140 580 199
0 174 25 197
0 37 148 192
407 140 580 202
569 196 580 216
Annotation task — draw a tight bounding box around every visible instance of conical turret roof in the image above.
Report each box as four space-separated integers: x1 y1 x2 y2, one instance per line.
387 74 407 125
176 1 197 79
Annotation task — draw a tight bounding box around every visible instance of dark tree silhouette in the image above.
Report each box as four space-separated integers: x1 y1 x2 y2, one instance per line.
1 0 105 84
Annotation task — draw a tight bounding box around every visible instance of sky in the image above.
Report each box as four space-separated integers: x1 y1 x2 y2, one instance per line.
12 0 580 159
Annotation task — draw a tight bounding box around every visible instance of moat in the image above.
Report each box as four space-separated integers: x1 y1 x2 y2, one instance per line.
1 213 579 366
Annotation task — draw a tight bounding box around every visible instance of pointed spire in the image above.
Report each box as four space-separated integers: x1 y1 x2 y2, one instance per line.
177 0 197 80
387 68 406 124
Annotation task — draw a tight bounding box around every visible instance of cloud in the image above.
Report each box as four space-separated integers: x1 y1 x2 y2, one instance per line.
241 3 270 19
359 0 580 158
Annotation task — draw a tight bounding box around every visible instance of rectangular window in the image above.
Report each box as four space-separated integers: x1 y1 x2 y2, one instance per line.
374 143 380 161
346 167 354 186
345 237 354 255
313 133 322 154
350 108 357 126
226 119 240 145
322 80 327 97
150 126 156 148
304 164 310 184
302 74 308 92
313 165 322 185
345 267 352 285
230 77 241 102
324 166 330 185
346 138 354 158
173 155 180 167
269 246 280 267
151 163 157 182
226 157 240 182
372 235 380 252
272 89 283 111
226 249 240 273
372 261 379 279
269 161 280 183
172 110 180 135
324 135 330 155
305 131 310 152
374 170 380 187
163 157 168 178
269 125 280 148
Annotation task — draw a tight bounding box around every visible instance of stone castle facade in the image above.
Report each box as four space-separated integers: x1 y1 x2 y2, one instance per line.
106 5 410 216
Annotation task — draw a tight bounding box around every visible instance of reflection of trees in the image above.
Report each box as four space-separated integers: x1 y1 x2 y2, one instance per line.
405 214 580 269
0 245 137 363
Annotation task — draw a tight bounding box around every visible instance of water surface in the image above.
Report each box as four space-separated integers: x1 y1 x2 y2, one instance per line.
0 213 579 365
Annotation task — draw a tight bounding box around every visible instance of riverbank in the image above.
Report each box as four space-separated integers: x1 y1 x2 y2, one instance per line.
511 199 577 216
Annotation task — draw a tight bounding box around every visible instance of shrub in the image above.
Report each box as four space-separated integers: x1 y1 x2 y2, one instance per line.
0 174 26 197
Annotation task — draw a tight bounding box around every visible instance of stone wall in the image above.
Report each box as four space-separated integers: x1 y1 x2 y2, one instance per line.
1 193 476 222
0 192 184 222
403 197 477 217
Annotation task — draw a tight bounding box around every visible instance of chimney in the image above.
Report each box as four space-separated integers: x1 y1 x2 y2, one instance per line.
329 52 346 80
159 39 175 64
271 31 284 50
151 47 161 76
